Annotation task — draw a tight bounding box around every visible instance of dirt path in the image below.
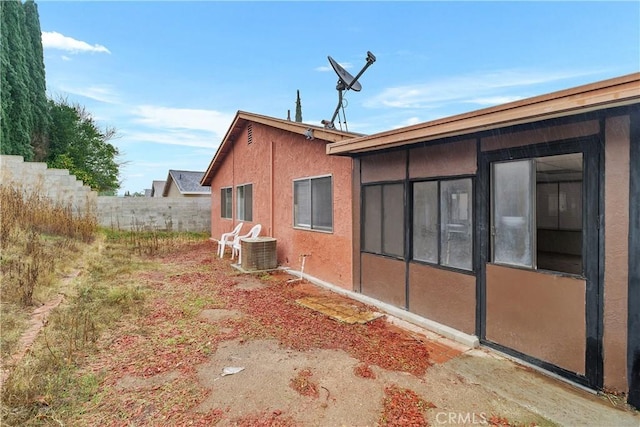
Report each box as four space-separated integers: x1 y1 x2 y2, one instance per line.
0 271 79 391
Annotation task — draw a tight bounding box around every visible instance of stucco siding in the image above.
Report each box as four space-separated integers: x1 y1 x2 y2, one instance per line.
603 115 631 391
208 122 353 289
166 181 181 197
271 127 353 288
486 264 587 375
409 139 477 178
481 121 600 152
361 150 406 183
408 263 476 335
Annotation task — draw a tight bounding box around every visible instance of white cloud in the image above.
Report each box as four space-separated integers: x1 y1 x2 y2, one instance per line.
58 84 120 104
364 69 600 109
394 117 422 128
131 105 233 137
123 130 220 149
42 31 111 54
464 96 525 106
316 61 353 72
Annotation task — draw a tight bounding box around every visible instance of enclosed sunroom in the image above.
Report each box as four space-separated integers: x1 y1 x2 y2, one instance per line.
327 73 640 407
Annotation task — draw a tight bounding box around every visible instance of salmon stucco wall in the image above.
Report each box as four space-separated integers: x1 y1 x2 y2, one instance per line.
209 122 353 290
603 115 630 391
270 127 353 289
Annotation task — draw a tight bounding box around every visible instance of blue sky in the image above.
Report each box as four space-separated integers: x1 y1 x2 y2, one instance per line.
37 1 639 195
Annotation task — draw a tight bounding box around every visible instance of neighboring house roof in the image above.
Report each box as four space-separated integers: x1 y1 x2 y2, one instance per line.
163 170 211 196
151 180 166 197
327 72 640 155
201 110 363 186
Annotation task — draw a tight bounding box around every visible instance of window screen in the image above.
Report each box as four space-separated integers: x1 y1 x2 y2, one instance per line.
440 179 473 270
362 183 404 258
236 184 253 221
412 178 473 271
413 181 438 263
382 184 404 257
294 176 332 231
363 185 382 253
221 187 232 219
492 160 535 268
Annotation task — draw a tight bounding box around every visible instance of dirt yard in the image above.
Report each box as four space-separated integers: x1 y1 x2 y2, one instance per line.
12 241 581 426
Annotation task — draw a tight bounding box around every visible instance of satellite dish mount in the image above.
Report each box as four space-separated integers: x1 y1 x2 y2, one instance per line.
322 51 376 131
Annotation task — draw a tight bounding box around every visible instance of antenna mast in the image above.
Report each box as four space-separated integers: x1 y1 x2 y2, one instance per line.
323 51 376 131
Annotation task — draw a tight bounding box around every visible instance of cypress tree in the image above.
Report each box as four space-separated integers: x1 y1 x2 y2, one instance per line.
295 90 302 123
0 15 10 150
23 0 49 160
0 0 33 160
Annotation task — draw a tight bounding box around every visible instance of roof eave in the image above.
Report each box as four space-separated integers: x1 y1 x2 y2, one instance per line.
326 72 640 155
201 110 363 185
162 173 174 197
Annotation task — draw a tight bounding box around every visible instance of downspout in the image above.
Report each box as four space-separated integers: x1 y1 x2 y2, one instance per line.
232 138 235 228
270 139 274 236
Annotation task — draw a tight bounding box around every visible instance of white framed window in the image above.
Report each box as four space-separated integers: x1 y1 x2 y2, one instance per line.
293 175 332 231
221 187 232 219
236 183 252 221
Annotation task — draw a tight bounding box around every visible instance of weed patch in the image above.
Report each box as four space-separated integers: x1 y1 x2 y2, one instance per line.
0 232 192 425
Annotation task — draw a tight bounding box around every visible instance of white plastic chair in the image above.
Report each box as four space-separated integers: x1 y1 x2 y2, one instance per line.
218 222 243 258
231 224 262 261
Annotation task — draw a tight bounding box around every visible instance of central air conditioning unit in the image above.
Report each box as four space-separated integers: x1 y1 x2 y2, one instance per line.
241 237 277 271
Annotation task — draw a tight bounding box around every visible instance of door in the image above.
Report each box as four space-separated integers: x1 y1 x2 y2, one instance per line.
478 138 602 389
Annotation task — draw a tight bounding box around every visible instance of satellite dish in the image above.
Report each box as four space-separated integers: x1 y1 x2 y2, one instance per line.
328 56 362 92
323 51 376 131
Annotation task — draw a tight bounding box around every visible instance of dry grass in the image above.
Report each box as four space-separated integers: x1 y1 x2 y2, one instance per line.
0 185 96 360
0 183 208 425
0 230 208 425
102 228 208 256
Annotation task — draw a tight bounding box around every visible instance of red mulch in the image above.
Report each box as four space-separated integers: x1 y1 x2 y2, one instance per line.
379 384 436 427
289 368 319 398
79 241 439 425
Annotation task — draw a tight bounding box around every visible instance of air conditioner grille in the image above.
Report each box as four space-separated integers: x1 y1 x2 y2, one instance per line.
241 237 277 271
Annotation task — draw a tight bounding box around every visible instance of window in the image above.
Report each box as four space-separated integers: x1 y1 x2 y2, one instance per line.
293 176 332 231
491 160 534 268
413 181 438 263
221 187 232 219
362 183 404 257
491 153 583 275
412 178 473 271
236 184 253 221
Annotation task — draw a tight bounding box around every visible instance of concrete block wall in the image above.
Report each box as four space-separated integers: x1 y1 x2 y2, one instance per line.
1 155 211 233
1 155 97 215
97 197 211 232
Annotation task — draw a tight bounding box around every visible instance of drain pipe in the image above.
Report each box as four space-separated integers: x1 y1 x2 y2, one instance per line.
287 254 310 283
